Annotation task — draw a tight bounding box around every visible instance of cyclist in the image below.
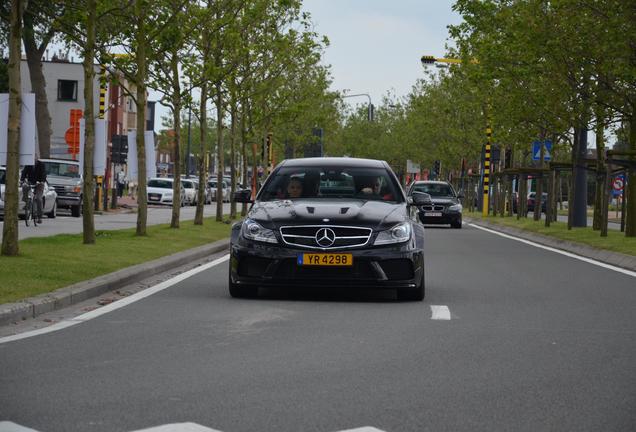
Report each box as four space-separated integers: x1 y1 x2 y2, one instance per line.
20 160 47 223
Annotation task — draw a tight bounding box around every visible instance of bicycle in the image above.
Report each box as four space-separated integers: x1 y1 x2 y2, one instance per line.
21 181 39 227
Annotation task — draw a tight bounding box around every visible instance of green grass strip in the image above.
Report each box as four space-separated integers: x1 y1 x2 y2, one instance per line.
466 212 636 257
0 219 232 304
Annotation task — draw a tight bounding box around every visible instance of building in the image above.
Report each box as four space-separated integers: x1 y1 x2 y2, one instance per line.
19 57 156 162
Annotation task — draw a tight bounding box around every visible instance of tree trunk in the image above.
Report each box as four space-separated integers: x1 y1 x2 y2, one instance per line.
170 53 181 229
626 111 636 237
215 86 224 222
134 0 148 236
1 0 25 257
194 79 207 226
230 98 237 219
240 101 248 217
592 108 606 231
22 9 52 159
81 0 96 244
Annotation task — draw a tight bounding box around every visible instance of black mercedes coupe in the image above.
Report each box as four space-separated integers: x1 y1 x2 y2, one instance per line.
229 157 431 301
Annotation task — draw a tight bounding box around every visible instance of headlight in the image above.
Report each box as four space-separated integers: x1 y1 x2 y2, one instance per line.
164 192 173 197
65 185 81 193
448 203 462 212
242 218 278 244
374 222 412 245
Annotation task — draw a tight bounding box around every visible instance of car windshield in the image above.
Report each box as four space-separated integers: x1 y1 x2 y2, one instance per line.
182 181 193 189
258 166 401 202
42 161 80 178
147 179 173 189
412 183 455 197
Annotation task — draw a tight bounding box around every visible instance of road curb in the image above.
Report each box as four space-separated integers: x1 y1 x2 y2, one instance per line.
465 217 636 272
0 239 230 326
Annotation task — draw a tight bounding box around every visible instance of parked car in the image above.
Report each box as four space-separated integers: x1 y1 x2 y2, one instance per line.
39 158 82 217
0 166 58 219
407 180 463 228
180 178 197 206
208 180 229 202
229 157 429 301
527 192 547 214
147 178 185 206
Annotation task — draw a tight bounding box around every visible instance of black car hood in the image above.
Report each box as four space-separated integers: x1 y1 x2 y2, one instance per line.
429 197 459 205
248 199 407 230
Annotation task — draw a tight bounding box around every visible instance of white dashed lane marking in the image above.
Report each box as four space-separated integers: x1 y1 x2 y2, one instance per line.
430 305 451 320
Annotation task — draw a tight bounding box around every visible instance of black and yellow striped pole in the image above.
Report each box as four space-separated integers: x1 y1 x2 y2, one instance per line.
483 124 492 216
96 65 107 210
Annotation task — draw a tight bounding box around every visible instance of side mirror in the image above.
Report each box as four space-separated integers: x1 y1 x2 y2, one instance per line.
234 189 253 203
410 191 432 206
457 192 465 199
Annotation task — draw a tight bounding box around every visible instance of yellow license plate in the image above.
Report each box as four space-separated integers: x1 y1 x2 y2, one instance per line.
298 253 353 266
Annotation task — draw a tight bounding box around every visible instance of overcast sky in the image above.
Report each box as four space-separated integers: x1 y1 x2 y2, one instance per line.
301 0 462 107
152 1 462 124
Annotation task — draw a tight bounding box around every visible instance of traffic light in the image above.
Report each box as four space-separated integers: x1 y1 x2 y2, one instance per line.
111 135 128 164
421 55 436 65
368 103 375 122
434 160 441 175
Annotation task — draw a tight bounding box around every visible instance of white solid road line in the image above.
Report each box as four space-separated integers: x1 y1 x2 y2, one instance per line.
430 305 451 320
469 223 636 278
0 255 230 345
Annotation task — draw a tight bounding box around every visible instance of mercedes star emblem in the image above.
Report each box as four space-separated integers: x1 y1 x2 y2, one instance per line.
315 227 336 247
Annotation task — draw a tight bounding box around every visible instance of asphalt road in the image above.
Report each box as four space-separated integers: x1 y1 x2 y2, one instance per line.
1 224 635 432
0 202 235 240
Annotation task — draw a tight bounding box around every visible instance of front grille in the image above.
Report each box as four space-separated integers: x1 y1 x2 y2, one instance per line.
274 258 378 280
421 205 445 211
53 185 65 194
280 225 372 250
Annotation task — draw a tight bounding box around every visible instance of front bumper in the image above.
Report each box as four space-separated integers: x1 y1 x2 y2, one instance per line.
418 210 462 225
230 237 424 290
56 194 81 207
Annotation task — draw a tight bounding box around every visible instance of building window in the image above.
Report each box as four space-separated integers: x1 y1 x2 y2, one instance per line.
57 80 78 101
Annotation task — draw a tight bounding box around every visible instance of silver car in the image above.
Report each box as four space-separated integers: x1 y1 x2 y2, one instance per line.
0 166 58 219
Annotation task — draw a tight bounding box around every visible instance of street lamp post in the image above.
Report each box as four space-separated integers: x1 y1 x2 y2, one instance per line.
342 93 374 121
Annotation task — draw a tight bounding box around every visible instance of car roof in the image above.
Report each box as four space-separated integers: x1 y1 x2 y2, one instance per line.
278 157 387 169
39 158 79 164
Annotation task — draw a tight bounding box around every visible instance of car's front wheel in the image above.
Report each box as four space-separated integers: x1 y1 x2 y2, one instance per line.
47 201 57 219
451 218 462 229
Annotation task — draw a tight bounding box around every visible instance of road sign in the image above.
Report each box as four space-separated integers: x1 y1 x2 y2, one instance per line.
532 139 552 161
612 175 625 197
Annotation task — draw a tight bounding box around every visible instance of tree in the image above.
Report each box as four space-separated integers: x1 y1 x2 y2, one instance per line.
1 0 26 257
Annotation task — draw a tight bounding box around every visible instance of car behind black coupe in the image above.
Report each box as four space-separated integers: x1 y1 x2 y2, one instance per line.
229 157 430 301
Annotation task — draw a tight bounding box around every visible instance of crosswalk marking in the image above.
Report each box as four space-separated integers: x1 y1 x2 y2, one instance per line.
431 305 451 320
131 423 222 432
0 422 386 432
0 422 40 432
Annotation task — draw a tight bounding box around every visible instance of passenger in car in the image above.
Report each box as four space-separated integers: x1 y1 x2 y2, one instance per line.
360 176 394 201
286 178 303 198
